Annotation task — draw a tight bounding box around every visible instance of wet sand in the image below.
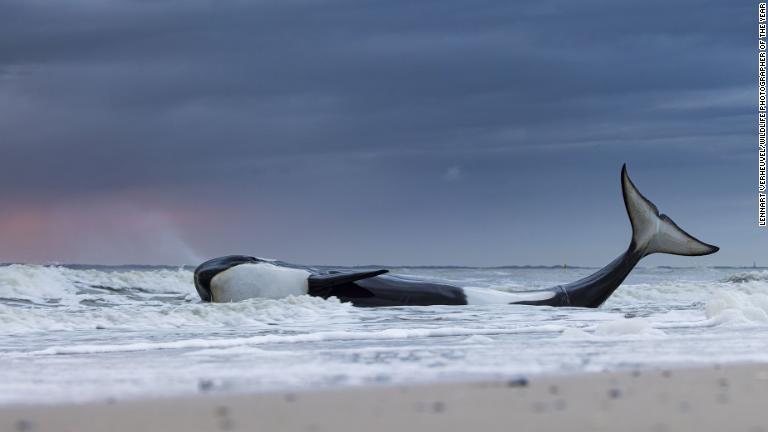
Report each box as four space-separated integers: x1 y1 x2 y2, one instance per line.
2 363 767 432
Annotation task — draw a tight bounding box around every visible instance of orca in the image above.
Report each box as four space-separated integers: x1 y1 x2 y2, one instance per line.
194 165 719 308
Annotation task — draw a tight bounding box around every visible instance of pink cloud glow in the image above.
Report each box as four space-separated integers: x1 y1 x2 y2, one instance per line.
0 199 210 265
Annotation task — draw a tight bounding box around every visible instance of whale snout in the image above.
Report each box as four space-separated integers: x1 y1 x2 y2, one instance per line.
193 255 260 302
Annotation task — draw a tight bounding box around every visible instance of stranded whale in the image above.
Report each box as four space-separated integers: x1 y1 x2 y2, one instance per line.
194 165 718 307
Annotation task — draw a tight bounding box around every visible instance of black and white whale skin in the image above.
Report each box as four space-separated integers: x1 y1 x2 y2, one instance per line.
194 165 719 308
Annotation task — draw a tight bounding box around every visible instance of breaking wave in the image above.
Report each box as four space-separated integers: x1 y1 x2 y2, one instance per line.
25 325 566 356
3 264 768 336
0 264 194 305
722 270 768 283
0 295 354 335
0 264 354 335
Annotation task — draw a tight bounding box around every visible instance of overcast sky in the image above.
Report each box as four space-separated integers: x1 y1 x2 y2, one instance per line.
0 0 761 266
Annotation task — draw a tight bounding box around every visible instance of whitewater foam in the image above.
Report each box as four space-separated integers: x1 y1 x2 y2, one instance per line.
705 291 768 325
592 318 666 338
722 270 768 283
0 293 352 335
3 264 768 404
26 325 566 356
0 264 194 305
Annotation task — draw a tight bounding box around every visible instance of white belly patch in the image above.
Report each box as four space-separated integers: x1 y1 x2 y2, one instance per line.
462 287 555 305
210 263 311 302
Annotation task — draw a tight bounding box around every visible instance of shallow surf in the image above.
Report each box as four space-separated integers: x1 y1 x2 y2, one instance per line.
1 264 767 404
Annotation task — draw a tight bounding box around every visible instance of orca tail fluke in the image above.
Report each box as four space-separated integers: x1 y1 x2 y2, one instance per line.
542 165 720 308
621 164 719 257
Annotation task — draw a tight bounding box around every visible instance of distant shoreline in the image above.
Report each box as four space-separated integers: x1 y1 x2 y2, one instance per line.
1 262 767 271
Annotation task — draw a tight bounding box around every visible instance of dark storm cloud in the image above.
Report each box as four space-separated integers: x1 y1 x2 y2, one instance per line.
0 0 760 265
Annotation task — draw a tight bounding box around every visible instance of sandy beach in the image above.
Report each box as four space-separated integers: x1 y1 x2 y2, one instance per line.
2 363 766 432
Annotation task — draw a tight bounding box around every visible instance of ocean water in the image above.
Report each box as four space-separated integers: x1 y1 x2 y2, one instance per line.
1 264 768 405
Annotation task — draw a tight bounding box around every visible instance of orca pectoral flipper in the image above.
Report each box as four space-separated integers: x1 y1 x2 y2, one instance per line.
308 269 388 298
